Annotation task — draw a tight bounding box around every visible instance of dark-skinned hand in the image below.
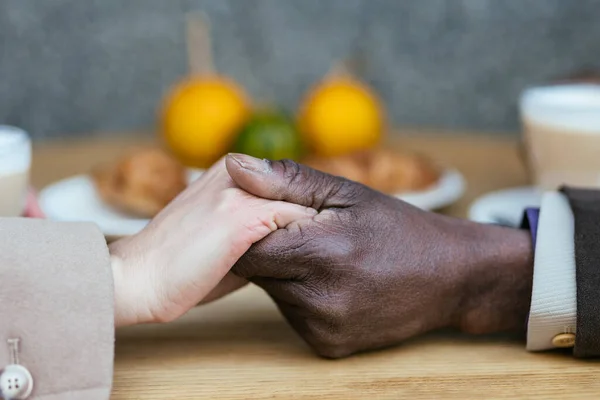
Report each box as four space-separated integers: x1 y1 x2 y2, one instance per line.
226 154 534 358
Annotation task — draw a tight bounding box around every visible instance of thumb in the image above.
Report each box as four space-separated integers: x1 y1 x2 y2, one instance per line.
225 154 362 209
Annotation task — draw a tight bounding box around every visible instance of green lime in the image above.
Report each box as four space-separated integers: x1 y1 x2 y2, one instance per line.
232 111 304 160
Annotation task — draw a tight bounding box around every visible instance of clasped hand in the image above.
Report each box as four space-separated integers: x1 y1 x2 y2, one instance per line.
109 154 533 358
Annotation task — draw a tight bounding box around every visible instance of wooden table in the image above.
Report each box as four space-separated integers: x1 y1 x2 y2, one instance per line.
32 133 600 399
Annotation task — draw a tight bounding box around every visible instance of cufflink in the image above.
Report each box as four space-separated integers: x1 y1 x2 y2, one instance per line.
552 333 576 348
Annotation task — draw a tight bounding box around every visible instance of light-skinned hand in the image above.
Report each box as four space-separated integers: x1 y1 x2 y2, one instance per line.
109 157 317 327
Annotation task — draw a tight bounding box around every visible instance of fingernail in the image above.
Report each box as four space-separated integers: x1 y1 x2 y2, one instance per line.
305 207 318 216
228 153 272 173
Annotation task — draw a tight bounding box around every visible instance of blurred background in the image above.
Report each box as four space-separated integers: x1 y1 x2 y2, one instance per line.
2 0 600 140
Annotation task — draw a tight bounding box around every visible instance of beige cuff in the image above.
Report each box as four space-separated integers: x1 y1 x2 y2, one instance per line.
0 218 114 399
526 192 577 351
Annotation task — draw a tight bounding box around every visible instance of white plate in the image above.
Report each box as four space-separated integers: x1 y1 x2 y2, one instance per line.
468 186 543 227
40 168 465 238
39 170 204 238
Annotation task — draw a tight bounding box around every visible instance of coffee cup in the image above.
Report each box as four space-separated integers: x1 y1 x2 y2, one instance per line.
0 126 31 217
520 83 600 190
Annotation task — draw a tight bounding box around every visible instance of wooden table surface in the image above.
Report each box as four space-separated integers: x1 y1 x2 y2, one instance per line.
32 133 599 399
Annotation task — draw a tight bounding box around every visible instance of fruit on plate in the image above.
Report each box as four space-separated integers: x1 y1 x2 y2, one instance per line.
92 148 187 218
232 111 304 161
161 76 250 168
303 148 440 194
298 76 384 157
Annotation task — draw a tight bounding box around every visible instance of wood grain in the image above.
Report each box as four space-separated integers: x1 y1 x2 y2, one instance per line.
32 132 599 399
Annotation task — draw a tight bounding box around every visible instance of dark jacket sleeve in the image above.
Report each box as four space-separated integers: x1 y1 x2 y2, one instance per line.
562 187 600 358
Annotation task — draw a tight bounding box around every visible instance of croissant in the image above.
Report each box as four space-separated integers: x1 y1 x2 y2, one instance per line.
303 149 439 194
92 148 187 218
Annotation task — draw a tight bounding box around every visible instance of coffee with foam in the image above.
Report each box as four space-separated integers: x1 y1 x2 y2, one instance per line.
0 126 31 216
520 84 600 189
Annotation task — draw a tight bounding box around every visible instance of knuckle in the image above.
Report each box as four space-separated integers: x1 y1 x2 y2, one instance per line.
303 282 350 318
346 237 368 265
149 301 182 324
319 330 348 349
298 270 353 318
322 235 356 264
231 257 257 278
322 296 352 322
314 344 352 359
152 310 177 324
283 159 313 192
216 188 243 212
306 315 349 350
330 178 364 204
300 291 356 358
280 159 303 182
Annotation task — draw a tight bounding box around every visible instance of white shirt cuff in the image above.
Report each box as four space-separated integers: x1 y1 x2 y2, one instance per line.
526 192 577 351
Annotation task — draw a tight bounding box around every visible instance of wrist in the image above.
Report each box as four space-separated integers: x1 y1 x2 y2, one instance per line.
109 237 155 327
110 253 131 328
456 223 534 335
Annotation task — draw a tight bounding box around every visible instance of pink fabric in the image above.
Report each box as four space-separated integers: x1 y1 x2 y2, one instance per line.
22 188 45 218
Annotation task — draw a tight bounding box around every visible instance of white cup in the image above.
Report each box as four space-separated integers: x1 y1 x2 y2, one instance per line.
0 126 31 217
520 83 600 190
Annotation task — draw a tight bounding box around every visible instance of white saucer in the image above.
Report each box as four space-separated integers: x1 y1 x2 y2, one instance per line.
40 169 465 238
468 186 543 227
39 170 204 238
397 169 465 211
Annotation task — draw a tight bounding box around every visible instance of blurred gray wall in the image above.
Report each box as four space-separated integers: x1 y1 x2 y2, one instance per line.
1 0 599 140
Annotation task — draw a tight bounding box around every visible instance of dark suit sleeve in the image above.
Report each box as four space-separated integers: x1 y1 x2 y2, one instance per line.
561 187 600 358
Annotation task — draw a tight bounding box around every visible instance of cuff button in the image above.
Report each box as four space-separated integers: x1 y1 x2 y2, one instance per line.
0 365 34 400
552 333 576 348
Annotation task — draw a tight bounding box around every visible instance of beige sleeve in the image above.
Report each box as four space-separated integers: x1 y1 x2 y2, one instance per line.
526 192 577 351
0 218 114 399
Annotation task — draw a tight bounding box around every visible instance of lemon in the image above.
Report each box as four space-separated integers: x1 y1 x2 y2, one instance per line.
298 77 384 157
161 76 250 168
232 111 304 161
